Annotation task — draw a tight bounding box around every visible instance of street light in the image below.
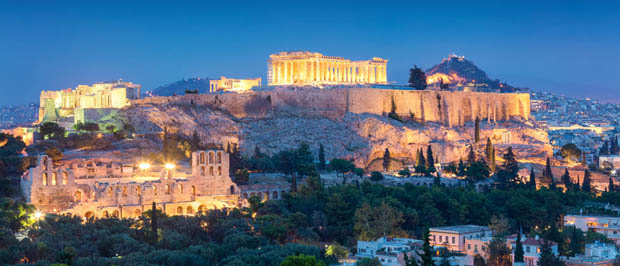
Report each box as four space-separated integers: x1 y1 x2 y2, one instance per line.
139 163 151 170
34 210 42 220
165 163 175 170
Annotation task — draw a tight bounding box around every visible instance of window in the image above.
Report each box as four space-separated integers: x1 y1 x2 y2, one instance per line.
217 166 222 176
200 166 205 176
209 152 214 164
439 236 442 242
137 186 141 196
42 173 48 186
62 172 68 185
122 186 127 197
217 152 222 164
165 185 170 195
51 173 57 185
153 185 157 196
452 236 455 244
191 186 196 197
209 167 214 176
526 246 530 253
468 244 471 250
179 184 183 194
199 152 205 164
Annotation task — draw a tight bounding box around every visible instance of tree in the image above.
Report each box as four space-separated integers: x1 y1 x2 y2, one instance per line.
457 159 466 177
473 255 487 266
610 177 615 192
325 243 348 261
485 138 495 172
466 160 490 183
561 169 572 191
39 122 65 140
0 198 35 233
537 241 565 266
0 133 27 177
151 202 158 244
404 253 419 266
600 140 610 155
417 228 434 266
280 254 326 266
486 236 511 266
474 117 480 143
496 147 519 189
568 226 585 257
439 78 449 90
370 171 384 182
514 232 524 263
582 169 591 192
383 148 391 171
399 168 411 177
357 258 381 266
318 144 326 171
45 147 64 162
611 135 620 155
544 157 554 185
191 130 201 151
529 168 537 190
560 144 582 162
354 202 404 240
409 65 427 90
426 146 436 174
467 145 476 164
354 168 365 179
329 159 355 184
415 149 427 174
233 169 250 184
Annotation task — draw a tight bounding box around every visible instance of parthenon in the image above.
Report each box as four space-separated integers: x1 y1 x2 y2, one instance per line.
268 51 388 86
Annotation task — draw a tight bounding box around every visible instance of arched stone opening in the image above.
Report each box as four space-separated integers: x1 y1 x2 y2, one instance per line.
186 206 194 215
176 206 183 215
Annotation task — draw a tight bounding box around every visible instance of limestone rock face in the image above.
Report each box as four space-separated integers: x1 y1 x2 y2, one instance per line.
122 100 550 169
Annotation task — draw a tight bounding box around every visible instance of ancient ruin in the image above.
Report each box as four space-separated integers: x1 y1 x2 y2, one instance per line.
21 150 288 218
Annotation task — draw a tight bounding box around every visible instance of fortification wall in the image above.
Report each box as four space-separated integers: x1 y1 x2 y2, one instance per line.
131 88 530 126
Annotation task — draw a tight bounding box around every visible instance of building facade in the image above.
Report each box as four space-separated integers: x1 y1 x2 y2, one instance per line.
429 225 492 253
267 51 388 86
564 215 620 245
357 237 423 266
564 241 619 266
509 236 558 266
38 80 141 124
209 76 262 93
21 150 286 219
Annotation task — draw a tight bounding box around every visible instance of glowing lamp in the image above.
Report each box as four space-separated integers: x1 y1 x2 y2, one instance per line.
34 210 43 220
165 163 175 170
139 163 151 170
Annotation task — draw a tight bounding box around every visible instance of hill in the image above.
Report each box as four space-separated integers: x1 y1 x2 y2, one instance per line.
425 54 518 92
150 77 211 96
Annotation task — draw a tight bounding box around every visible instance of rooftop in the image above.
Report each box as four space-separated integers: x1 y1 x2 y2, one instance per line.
430 225 490 234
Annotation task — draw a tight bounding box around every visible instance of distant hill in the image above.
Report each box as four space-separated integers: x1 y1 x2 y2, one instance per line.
150 78 211 96
425 54 518 92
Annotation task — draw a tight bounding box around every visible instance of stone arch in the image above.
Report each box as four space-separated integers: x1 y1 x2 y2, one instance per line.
178 184 183 194
198 205 207 213
153 185 157 196
51 172 57 185
200 166 205 176
42 173 48 186
165 184 170 195
209 167 214 176
108 187 113 197
217 166 222 176
136 186 141 196
62 171 68 185
122 186 127 197
176 206 183 215
134 209 141 217
209 152 214 164
217 152 222 164
84 211 94 220
187 206 194 214
43 157 48 171
191 186 196 196
229 185 235 194
272 191 278 199
112 210 119 218
102 210 109 218
74 190 82 202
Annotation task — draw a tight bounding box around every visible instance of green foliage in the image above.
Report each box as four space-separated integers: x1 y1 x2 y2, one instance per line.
514 232 524 262
357 257 382 266
233 169 250 184
425 146 436 174
495 146 519 189
474 117 480 143
473 254 487 266
325 243 348 261
354 202 404 241
0 198 35 233
0 133 27 178
399 168 411 177
582 169 592 192
561 143 582 162
537 241 566 266
370 171 384 182
409 65 427 90
354 168 365 178
280 254 326 266
486 236 511 266
75 122 99 132
39 122 65 140
415 149 427 175
383 148 391 171
45 147 64 162
318 144 326 171
418 228 434 266
329 159 355 177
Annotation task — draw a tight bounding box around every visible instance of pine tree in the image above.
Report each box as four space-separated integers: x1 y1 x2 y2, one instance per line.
529 168 537 190
611 135 620 155
409 65 427 90
485 138 495 172
544 157 554 185
383 148 391 171
575 176 581 191
415 149 427 174
457 159 466 177
404 253 420 266
426 146 436 174
582 169 591 192
561 169 572 191
537 241 566 266
467 145 476 165
600 140 609 155
474 117 480 143
318 144 326 170
514 232 524 263
191 130 201 151
610 177 615 192
417 228 434 266
151 201 158 243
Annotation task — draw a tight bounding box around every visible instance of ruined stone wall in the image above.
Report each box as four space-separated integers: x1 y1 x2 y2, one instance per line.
131 88 530 126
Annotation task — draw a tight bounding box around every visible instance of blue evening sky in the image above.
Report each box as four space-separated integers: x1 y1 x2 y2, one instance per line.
1 0 619 106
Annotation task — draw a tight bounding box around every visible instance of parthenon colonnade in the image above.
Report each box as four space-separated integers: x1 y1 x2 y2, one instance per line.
268 51 388 86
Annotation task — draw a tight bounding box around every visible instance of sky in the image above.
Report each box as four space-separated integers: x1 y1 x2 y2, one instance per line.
1 0 619 106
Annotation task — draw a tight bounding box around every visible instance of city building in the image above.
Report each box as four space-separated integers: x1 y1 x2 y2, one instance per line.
564 214 620 245
209 76 262 93
267 51 388 86
509 236 558 266
38 80 141 125
563 241 619 266
429 225 492 253
599 155 620 169
356 237 423 266
21 150 287 219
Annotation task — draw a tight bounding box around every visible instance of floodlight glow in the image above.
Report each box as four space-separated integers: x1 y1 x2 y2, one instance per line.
139 163 151 170
165 163 175 170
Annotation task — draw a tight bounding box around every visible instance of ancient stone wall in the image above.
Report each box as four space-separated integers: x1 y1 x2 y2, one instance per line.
132 88 530 126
